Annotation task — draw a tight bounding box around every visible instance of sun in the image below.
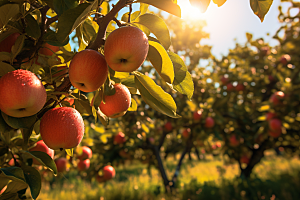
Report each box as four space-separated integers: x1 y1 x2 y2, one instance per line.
177 0 206 21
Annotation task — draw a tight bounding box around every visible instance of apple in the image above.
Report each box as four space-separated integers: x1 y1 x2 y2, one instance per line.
99 84 131 118
220 76 229 85
77 159 90 171
211 144 216 149
39 43 60 56
104 26 149 72
64 97 74 106
69 49 108 92
205 117 215 128
269 91 285 106
280 54 291 65
102 165 116 180
226 83 234 92
229 135 239 147
114 132 126 144
55 158 68 173
235 83 245 92
269 118 282 132
216 141 221 148
29 140 55 165
40 107 85 150
182 128 191 138
268 130 281 138
193 110 202 121
201 149 205 154
77 146 92 160
8 158 20 166
164 121 173 132
266 112 276 121
240 155 250 164
0 32 20 52
0 69 47 117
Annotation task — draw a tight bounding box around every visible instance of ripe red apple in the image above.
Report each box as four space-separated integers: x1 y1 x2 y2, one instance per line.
182 128 190 138
114 132 126 144
164 121 173 132
268 130 281 138
77 159 90 171
280 54 291 65
235 83 245 91
29 140 55 165
104 26 149 72
39 43 60 56
226 83 234 92
69 49 108 92
266 112 276 121
205 117 215 128
99 84 131 118
103 165 116 180
193 110 202 121
269 91 285 106
216 141 221 148
55 158 68 173
0 69 47 117
269 118 282 132
77 146 92 160
40 107 85 150
220 76 229 85
0 32 20 52
229 135 239 147
240 155 250 164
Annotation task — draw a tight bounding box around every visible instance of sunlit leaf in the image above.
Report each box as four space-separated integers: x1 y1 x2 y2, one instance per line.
250 0 273 22
136 0 181 17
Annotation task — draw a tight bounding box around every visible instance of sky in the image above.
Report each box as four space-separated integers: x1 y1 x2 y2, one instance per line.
176 0 289 58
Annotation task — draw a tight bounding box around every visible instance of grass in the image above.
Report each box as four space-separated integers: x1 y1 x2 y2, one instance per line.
37 151 300 200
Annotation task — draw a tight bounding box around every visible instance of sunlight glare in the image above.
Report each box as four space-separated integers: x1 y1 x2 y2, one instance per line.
177 0 206 21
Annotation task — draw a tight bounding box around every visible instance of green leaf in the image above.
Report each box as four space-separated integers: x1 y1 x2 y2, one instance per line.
0 4 19 28
134 72 179 118
147 40 174 84
56 2 96 43
168 51 194 100
80 19 96 45
135 13 171 50
0 61 15 77
128 98 137 111
73 93 93 116
44 29 69 46
21 151 57 175
120 75 136 88
25 14 41 39
121 11 141 22
53 0 78 17
65 148 73 157
250 0 273 22
21 165 41 200
136 0 181 17
11 34 25 62
1 112 37 129
0 167 28 195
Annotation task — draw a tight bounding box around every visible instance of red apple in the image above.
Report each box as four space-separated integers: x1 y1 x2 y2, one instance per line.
55 158 68 173
164 122 173 132
0 69 47 117
268 130 281 138
103 165 116 180
193 110 202 121
77 146 92 160
269 118 282 132
240 155 250 164
229 135 239 147
77 159 90 171
39 43 60 56
114 132 126 144
205 117 215 128
226 83 234 92
0 32 20 53
235 83 245 91
99 84 131 118
40 107 85 150
220 76 229 85
269 91 285 106
104 26 149 72
266 112 276 121
216 141 221 148
29 140 55 165
69 49 108 92
280 54 291 65
182 128 190 138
